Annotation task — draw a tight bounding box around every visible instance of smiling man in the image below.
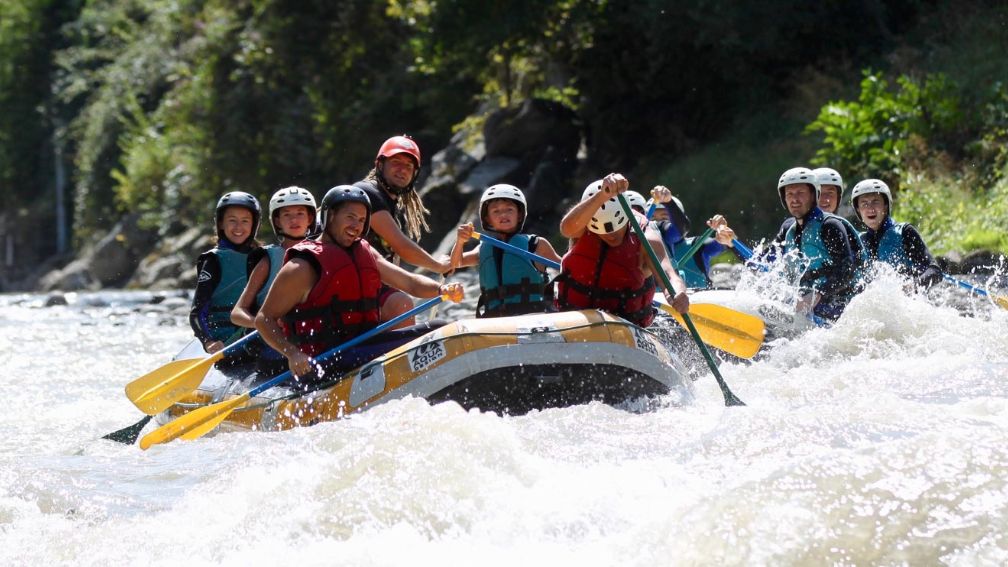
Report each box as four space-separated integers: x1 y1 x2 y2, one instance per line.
255 185 462 381
774 167 858 321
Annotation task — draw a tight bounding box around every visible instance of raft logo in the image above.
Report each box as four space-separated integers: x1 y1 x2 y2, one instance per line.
632 327 658 357
409 336 446 372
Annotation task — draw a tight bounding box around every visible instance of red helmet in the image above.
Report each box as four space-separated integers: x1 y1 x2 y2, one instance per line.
376 135 421 167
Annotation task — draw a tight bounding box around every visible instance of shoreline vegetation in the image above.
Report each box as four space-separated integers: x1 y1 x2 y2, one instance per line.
2 1 1007 293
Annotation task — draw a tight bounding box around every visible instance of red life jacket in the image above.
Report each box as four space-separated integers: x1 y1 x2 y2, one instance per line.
556 215 656 327
281 239 382 357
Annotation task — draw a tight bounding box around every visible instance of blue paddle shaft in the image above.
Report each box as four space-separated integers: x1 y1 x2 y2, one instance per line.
944 274 990 297
222 329 260 355
247 295 445 398
476 233 560 270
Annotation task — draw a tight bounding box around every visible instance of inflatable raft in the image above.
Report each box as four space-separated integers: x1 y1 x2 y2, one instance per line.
155 309 693 433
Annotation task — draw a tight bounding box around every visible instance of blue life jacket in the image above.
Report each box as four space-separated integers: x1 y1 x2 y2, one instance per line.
477 233 550 317
783 208 834 290
253 244 287 361
255 244 286 308
206 247 250 342
671 237 711 289
862 218 913 273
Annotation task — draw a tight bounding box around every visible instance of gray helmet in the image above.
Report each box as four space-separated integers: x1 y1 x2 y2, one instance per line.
479 184 527 232
624 190 647 213
215 191 261 242
320 185 372 236
812 167 844 201
850 178 892 222
268 186 317 239
777 167 820 210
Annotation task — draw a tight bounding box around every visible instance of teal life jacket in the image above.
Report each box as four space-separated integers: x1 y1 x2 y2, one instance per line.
206 247 250 342
863 219 913 273
671 237 710 289
476 233 550 318
254 244 286 308
783 208 832 290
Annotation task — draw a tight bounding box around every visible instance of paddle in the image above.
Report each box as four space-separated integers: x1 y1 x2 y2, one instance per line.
102 415 153 444
103 333 260 445
653 302 763 359
138 295 448 450
472 230 765 359
125 330 261 415
943 274 1008 310
616 193 745 406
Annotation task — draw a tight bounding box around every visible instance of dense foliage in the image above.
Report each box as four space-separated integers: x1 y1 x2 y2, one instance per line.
2 0 1006 268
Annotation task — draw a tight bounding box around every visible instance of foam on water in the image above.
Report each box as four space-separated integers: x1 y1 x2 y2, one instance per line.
1 284 1007 565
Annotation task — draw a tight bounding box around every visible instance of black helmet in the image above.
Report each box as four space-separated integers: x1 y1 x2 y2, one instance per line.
320 185 372 236
215 191 262 242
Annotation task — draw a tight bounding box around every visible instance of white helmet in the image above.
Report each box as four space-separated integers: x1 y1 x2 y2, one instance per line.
850 178 892 221
812 167 844 195
269 186 318 238
624 190 647 212
777 167 820 209
479 184 527 232
582 180 629 235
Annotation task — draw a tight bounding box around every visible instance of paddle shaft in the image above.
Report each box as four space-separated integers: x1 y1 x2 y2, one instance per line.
616 193 745 407
945 274 993 297
475 227 719 323
474 227 713 273
248 295 446 399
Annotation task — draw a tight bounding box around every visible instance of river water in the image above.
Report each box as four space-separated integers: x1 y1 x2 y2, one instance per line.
1 272 1007 566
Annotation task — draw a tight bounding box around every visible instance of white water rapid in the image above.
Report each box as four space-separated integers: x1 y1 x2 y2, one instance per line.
1 272 1007 565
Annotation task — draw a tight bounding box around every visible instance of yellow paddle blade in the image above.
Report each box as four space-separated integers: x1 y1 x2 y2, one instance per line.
995 293 1008 311
125 352 224 415
658 302 765 359
139 393 251 450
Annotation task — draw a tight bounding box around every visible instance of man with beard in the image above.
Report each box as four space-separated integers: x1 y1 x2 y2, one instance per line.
255 185 463 383
773 167 857 321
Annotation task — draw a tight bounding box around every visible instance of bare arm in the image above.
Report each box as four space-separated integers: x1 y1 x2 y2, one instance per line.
254 258 317 376
449 223 480 270
560 189 610 239
375 253 447 299
534 237 563 268
230 258 270 328
560 173 629 238
370 210 448 273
